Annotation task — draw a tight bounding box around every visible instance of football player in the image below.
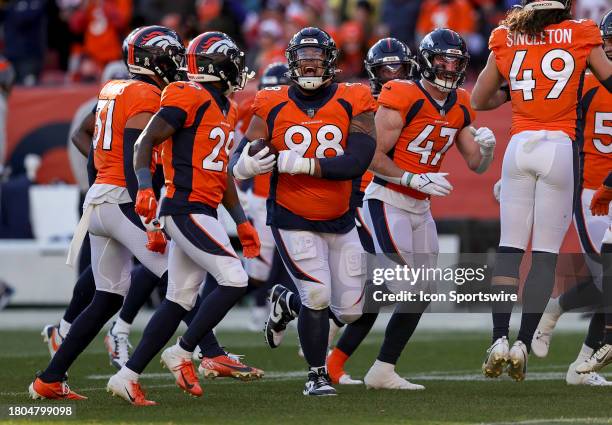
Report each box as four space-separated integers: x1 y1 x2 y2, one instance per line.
326 37 417 385
28 25 185 401
529 9 612 385
472 0 612 381
354 29 496 389
231 27 377 396
107 31 261 405
263 38 418 375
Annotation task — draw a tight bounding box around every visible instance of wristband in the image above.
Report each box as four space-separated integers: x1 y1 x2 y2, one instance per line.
227 204 247 224
136 167 153 189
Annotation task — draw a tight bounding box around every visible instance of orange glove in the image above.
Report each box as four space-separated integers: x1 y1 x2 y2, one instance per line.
135 188 158 224
146 230 167 254
590 185 612 216
237 221 260 258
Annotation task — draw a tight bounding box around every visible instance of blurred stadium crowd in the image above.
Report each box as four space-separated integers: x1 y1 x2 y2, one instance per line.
0 0 607 87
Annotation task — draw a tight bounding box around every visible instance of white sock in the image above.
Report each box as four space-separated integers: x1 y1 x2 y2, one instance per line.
310 366 327 374
576 344 594 362
118 366 140 382
59 319 71 338
112 318 131 335
174 343 192 359
372 359 395 373
548 297 563 315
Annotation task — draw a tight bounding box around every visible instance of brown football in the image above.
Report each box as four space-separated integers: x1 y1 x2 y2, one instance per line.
248 138 278 158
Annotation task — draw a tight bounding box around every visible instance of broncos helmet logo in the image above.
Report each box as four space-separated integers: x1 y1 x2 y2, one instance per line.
200 37 237 55
138 30 182 51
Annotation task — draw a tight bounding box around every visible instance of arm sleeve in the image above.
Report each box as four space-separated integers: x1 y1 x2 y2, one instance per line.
318 132 376 180
229 136 250 176
87 144 97 187
123 128 144 201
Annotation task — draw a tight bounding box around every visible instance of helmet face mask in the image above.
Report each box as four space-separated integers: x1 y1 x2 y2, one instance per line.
423 51 468 92
364 37 414 96
418 29 469 93
286 27 338 91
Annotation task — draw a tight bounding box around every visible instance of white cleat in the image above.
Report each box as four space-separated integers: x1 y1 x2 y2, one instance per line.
338 374 363 385
482 336 509 378
107 373 157 406
364 360 425 390
531 298 562 358
41 325 64 358
575 344 612 374
104 323 132 370
566 361 612 386
507 340 528 381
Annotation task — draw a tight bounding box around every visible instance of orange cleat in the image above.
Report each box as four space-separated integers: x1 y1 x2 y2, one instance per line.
160 346 203 397
28 377 87 400
199 354 264 381
107 374 157 406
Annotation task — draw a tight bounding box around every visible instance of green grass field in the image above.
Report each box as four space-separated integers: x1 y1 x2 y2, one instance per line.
1 329 612 425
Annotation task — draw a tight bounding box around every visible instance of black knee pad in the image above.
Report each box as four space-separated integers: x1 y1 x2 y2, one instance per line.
493 246 525 279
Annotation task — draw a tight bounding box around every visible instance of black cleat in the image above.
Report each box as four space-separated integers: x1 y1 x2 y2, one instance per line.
303 367 337 396
263 284 297 348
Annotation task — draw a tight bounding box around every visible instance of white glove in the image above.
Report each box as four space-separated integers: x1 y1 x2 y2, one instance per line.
277 150 314 175
408 172 453 196
473 127 496 156
493 178 501 203
232 143 276 180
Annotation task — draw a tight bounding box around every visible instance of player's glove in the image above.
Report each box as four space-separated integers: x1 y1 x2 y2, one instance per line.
236 221 260 258
493 179 501 203
408 172 453 197
473 127 496 157
277 150 315 175
590 185 612 216
135 188 158 224
233 143 276 180
146 230 167 254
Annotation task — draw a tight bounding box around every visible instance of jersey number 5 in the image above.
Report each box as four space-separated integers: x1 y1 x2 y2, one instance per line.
594 112 612 154
509 49 575 101
92 99 116 150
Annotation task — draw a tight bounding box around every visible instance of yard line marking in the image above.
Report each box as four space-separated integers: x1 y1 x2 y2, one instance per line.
482 418 612 425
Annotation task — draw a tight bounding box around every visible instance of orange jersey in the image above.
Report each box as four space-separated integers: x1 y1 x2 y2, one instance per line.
159 81 237 214
580 73 612 190
489 19 602 139
236 91 271 198
92 79 160 188
376 79 475 200
252 83 377 224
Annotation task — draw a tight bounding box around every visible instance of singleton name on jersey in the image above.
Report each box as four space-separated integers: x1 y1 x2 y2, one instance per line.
506 28 572 47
